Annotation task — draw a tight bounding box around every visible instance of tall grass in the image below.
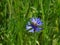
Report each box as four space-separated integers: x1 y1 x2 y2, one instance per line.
0 0 60 45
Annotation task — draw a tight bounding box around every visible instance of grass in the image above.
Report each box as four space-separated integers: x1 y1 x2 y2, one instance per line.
0 0 60 45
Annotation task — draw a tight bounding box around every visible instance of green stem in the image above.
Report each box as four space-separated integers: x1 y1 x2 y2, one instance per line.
39 0 45 45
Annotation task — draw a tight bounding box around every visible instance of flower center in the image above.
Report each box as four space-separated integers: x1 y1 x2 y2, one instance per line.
31 22 37 31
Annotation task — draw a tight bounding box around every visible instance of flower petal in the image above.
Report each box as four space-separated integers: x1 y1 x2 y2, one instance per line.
36 18 40 21
36 18 43 26
30 18 36 23
36 28 42 32
26 25 32 30
37 21 43 26
29 29 34 32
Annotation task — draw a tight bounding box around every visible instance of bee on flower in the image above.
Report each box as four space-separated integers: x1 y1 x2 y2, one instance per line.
26 17 43 32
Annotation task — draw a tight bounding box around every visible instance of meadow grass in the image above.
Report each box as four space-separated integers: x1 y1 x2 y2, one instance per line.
0 0 60 45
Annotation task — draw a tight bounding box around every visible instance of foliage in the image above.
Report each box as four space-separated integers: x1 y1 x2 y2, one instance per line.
0 0 60 45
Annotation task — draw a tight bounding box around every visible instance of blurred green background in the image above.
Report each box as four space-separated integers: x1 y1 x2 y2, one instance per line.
0 0 60 45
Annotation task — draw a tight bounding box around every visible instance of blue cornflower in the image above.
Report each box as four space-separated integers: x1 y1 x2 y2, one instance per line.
26 17 43 32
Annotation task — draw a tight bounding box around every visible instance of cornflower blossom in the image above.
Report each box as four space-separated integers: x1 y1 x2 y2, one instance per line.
26 17 43 32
